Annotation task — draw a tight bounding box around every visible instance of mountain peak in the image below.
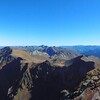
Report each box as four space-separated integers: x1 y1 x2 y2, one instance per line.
0 46 12 57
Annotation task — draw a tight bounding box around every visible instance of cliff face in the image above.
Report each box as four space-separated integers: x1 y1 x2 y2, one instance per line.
0 47 99 100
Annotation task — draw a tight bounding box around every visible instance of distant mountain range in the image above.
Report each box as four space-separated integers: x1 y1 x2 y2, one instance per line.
10 45 100 58
60 45 100 57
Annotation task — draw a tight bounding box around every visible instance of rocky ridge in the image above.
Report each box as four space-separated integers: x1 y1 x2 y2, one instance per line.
0 47 99 100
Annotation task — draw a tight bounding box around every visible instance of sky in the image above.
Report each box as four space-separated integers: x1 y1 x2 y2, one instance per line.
0 0 100 46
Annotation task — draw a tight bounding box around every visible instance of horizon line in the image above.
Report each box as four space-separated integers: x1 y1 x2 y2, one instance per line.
0 44 100 47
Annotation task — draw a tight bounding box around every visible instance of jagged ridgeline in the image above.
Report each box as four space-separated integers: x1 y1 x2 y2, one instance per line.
0 46 100 100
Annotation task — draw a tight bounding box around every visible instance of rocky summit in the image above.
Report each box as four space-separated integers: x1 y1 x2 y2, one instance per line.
0 46 100 100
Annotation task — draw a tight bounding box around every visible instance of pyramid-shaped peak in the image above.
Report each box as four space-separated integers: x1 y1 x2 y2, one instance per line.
0 46 12 57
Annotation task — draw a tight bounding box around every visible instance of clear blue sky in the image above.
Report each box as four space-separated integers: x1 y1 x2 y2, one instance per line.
0 0 100 46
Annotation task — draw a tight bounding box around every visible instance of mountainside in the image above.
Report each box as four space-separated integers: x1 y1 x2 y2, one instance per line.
60 46 100 58
12 46 79 66
12 45 78 59
0 47 100 100
12 45 100 58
